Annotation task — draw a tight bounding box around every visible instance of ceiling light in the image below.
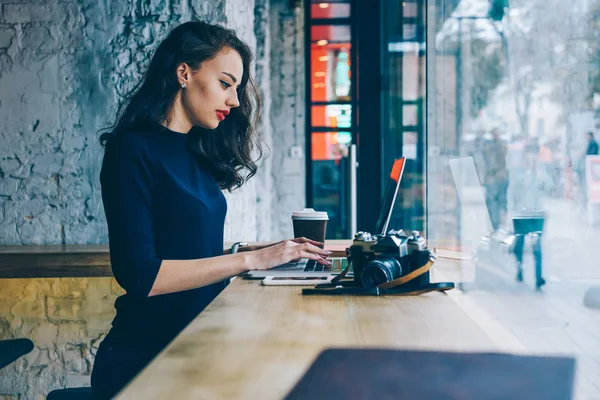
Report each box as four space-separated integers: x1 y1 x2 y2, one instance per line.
317 39 328 46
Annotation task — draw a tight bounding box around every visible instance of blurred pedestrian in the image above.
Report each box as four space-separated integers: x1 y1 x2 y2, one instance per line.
587 131 599 156
483 128 508 231
577 132 599 200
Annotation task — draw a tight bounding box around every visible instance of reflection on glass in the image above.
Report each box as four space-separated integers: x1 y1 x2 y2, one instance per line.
309 2 354 241
402 132 418 160
449 157 493 246
312 133 352 239
403 1 418 17
335 50 351 98
382 0 426 235
403 24 417 40
311 27 352 102
311 131 350 161
428 1 600 396
312 105 352 128
311 2 350 18
311 25 351 43
402 54 421 100
311 49 351 102
403 105 418 126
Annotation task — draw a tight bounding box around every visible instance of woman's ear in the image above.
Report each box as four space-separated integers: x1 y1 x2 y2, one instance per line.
176 63 190 87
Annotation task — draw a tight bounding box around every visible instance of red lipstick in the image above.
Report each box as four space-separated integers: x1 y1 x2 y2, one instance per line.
216 109 229 121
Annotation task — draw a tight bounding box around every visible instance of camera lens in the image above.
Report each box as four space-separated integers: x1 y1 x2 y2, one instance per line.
360 255 403 288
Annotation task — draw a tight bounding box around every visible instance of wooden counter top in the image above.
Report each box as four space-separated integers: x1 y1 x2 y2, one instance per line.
0 241 350 279
0 245 112 278
116 258 499 400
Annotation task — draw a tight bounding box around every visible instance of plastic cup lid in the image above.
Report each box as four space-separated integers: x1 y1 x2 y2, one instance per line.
512 210 546 219
291 208 328 220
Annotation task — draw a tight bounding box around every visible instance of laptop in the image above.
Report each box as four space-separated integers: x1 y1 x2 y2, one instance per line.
244 158 406 279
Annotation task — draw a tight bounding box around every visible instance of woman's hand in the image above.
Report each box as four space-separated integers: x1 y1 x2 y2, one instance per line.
246 239 332 270
243 237 323 252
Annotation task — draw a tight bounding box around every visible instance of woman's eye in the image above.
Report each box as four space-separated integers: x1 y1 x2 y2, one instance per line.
220 80 231 89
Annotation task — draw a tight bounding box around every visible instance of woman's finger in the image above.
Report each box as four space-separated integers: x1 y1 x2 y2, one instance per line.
301 242 332 256
307 238 325 247
298 251 331 266
292 237 324 247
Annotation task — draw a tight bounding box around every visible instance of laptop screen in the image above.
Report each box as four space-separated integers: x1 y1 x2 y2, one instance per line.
374 158 406 235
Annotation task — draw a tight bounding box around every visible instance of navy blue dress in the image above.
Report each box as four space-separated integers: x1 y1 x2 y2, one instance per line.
91 123 228 399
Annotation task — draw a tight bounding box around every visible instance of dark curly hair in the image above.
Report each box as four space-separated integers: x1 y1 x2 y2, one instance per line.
100 21 263 191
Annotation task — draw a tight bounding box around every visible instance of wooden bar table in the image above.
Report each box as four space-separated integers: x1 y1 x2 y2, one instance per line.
0 240 350 278
116 259 500 400
1 242 506 399
0 245 112 278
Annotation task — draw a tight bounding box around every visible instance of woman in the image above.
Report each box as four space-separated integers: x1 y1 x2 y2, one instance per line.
91 21 331 399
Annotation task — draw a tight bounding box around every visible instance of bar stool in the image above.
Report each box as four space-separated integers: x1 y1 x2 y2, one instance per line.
0 339 92 399
0 338 34 369
46 387 92 399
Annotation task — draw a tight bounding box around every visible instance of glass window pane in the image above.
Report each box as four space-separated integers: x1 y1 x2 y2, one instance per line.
403 105 418 126
428 1 600 397
381 0 426 234
403 1 418 17
402 131 418 160
311 25 352 102
403 24 417 40
311 25 351 43
312 131 352 161
311 131 352 239
402 54 422 100
311 2 350 18
311 105 352 128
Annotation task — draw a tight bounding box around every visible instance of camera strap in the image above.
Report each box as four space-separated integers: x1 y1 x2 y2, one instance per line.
306 252 454 296
377 254 436 289
327 257 353 286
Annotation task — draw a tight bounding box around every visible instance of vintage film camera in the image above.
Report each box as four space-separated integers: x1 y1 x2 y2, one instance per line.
303 230 454 296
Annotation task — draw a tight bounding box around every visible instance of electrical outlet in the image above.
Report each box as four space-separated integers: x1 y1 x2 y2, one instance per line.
289 145 304 158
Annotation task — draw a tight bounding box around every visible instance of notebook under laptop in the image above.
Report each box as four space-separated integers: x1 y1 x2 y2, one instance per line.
244 158 407 279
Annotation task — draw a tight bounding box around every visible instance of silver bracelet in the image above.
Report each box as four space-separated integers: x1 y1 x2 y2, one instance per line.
230 242 249 254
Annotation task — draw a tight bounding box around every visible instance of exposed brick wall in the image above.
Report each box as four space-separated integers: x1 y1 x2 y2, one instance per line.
0 0 284 246
0 278 123 398
253 0 274 241
269 0 306 240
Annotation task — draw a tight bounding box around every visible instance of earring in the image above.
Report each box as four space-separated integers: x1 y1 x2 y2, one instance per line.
181 83 186 89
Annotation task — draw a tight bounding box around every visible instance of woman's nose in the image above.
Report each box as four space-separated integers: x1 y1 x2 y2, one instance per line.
227 91 240 108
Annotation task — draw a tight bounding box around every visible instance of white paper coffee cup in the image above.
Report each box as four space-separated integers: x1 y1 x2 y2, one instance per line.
291 208 328 244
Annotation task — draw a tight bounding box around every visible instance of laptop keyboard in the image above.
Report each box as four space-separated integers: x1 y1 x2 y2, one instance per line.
303 260 321 271
303 259 338 272
269 258 346 273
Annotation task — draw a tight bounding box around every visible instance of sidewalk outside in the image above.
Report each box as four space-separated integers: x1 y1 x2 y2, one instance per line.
448 197 600 400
